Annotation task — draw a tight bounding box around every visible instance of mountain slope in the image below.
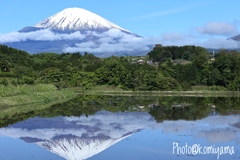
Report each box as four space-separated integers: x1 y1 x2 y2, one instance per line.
2 7 150 56
0 111 156 160
37 135 132 160
228 34 240 41
34 8 129 33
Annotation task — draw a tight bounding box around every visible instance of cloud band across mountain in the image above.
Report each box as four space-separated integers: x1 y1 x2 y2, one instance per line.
0 29 85 43
1 28 239 56
63 29 151 54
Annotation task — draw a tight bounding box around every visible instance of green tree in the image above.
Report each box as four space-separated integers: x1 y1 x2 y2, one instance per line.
69 71 96 90
96 60 127 86
14 66 34 82
40 67 63 83
147 44 164 62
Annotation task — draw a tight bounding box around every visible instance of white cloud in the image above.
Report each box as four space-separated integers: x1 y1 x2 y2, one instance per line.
0 111 159 140
198 129 238 143
0 29 86 43
0 112 239 144
197 22 239 36
197 38 239 49
63 29 240 54
0 27 239 55
146 31 239 49
63 28 152 54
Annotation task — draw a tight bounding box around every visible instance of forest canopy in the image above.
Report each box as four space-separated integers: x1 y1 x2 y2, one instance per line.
1 44 240 91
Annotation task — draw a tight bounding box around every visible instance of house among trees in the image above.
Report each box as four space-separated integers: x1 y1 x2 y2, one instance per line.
137 59 144 64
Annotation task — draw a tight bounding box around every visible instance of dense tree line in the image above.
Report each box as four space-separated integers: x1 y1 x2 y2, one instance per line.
1 94 240 127
148 44 209 62
148 44 240 91
0 44 240 91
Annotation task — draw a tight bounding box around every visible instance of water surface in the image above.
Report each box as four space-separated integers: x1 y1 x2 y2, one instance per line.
0 96 239 160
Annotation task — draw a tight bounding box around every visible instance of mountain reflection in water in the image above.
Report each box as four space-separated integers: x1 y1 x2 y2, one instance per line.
0 111 160 160
0 96 240 160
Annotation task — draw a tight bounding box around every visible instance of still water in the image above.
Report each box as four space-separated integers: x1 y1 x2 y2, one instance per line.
0 95 239 160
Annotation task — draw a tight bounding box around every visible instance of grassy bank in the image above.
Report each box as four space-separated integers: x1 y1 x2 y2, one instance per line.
0 84 76 106
75 86 240 97
0 84 77 126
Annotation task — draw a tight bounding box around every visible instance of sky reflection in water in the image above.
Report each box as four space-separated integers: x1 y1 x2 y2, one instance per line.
0 109 239 160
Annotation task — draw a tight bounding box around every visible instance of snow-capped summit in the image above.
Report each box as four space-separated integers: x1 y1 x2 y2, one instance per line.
34 7 129 33
4 7 150 56
36 135 132 160
0 111 157 160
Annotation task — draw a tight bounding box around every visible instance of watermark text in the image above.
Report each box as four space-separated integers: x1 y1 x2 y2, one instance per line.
173 142 234 159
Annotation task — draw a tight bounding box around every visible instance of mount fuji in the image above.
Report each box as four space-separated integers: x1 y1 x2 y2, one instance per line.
0 111 160 160
2 8 151 57
20 8 131 34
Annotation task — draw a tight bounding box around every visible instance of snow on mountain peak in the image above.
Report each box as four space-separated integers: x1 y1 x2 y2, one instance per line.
35 7 129 32
37 135 131 160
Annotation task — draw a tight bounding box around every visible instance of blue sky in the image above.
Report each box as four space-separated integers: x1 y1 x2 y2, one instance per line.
0 0 240 49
